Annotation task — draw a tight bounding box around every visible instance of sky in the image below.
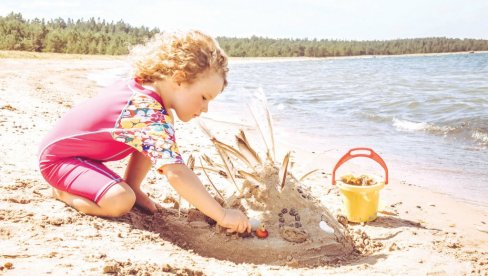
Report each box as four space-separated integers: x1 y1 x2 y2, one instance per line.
1 0 487 41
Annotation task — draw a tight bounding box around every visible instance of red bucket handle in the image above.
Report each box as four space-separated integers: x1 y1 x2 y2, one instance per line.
332 148 388 185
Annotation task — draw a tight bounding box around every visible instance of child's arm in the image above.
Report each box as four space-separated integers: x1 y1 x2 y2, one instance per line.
162 163 251 233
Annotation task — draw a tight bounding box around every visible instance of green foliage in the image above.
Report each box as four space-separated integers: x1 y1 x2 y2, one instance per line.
0 12 159 55
1 12 488 57
216 36 488 57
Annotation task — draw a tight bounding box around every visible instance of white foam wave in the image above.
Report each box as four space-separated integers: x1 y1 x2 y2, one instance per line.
472 130 488 145
392 118 430 132
392 118 454 133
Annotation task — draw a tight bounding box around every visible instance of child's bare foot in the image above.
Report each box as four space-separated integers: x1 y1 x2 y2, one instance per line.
132 189 161 214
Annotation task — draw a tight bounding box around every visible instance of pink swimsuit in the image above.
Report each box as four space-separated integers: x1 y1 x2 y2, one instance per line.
38 79 183 203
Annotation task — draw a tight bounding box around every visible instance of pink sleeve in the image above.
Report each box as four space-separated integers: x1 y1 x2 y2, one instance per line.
111 93 184 173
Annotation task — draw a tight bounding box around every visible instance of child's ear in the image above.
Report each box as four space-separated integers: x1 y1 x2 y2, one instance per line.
171 70 187 86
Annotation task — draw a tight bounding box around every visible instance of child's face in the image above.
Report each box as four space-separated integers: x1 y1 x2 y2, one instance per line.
172 71 224 122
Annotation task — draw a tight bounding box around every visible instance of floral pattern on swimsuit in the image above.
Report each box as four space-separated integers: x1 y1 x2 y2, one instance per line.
112 92 183 173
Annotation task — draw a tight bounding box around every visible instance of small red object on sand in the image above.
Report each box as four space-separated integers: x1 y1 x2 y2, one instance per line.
255 224 268 239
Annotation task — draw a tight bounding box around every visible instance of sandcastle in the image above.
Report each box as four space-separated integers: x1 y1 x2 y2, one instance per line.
152 90 358 266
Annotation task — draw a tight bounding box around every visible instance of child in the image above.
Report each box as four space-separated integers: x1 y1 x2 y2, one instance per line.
38 30 251 234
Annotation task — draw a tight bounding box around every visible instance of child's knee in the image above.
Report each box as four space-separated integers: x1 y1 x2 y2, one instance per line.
98 182 136 217
104 204 133 217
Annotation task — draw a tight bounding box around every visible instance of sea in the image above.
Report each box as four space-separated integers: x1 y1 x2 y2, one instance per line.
89 52 488 206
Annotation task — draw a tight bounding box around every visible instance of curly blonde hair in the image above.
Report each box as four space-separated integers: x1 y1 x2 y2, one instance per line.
129 30 228 87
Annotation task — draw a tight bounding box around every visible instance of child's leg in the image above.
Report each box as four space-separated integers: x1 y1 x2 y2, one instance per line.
53 183 135 217
42 157 135 217
124 151 160 213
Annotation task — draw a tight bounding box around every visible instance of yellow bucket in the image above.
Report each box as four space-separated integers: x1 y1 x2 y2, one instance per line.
332 148 389 223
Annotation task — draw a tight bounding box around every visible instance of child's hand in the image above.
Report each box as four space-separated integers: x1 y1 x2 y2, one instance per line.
218 209 251 233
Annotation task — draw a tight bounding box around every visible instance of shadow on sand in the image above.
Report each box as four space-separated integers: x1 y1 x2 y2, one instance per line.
110 207 391 268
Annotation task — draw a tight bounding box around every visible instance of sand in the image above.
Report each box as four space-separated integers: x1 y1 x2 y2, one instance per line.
0 54 487 275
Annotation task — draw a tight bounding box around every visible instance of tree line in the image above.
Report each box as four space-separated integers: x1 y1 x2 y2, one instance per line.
2 12 488 57
0 12 159 55
217 36 488 57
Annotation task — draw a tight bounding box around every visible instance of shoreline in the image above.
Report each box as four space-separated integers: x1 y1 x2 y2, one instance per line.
230 50 488 63
282 130 488 208
197 115 488 213
0 56 487 274
203 107 488 209
1 49 486 62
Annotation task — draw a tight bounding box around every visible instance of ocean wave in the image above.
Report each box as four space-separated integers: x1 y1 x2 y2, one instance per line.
361 112 391 123
472 130 488 146
392 118 488 147
392 118 454 134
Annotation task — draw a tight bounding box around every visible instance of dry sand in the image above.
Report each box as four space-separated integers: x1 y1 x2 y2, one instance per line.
0 54 487 275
